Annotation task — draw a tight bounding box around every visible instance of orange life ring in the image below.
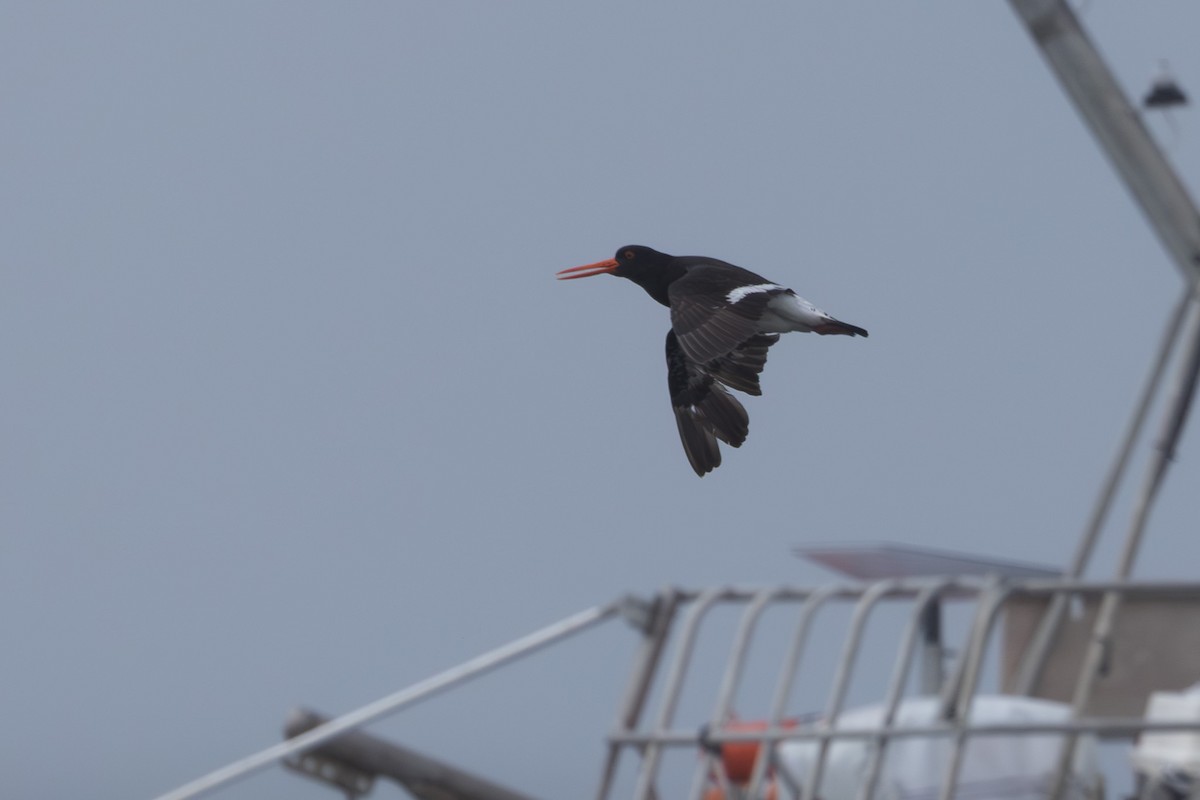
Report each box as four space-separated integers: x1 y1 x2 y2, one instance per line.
712 718 798 783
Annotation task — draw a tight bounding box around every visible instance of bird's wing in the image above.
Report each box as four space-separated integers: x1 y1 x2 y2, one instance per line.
707 333 780 396
666 329 756 477
668 265 787 365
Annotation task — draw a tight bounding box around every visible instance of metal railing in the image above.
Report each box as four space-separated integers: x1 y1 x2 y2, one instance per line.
597 579 1200 800
152 577 1200 800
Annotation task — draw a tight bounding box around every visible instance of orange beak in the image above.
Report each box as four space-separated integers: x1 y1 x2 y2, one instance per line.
556 258 619 280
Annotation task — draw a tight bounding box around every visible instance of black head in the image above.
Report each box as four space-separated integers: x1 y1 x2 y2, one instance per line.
557 245 670 280
556 245 681 306
610 245 673 279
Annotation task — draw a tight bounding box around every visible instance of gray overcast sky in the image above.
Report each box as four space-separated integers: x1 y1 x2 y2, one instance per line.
4 3 1200 799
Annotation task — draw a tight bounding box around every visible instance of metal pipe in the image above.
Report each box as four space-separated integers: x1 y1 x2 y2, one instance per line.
937 582 1013 800
856 582 955 800
595 589 681 800
688 587 799 800
154 600 624 800
937 579 1000 721
918 598 944 695
802 580 901 800
1007 0 1200 282
1012 288 1193 695
1006 0 1200 715
282 708 536 800
710 588 797 727
744 586 843 796
609 715 1200 746
632 587 732 800
763 587 856 723
1053 297 1200 797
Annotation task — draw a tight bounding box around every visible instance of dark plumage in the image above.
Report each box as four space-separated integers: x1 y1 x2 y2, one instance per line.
558 245 867 476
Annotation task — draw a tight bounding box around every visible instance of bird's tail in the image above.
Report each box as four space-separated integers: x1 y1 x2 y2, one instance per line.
673 386 748 477
814 318 869 337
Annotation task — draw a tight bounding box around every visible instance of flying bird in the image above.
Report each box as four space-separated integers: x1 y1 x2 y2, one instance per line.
557 245 867 476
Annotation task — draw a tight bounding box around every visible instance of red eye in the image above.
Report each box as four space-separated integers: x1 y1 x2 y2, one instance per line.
623 249 634 259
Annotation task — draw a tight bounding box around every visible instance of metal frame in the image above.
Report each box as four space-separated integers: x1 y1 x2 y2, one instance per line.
155 599 629 800
1005 0 1200 708
151 578 1200 800
599 579 1200 800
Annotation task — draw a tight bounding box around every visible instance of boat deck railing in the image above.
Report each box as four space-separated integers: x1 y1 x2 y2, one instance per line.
595 578 1200 800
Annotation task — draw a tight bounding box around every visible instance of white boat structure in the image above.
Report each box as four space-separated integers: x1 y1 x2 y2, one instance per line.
158 2 1200 799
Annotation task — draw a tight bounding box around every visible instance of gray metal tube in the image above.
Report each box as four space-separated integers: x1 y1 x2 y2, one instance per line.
856 582 955 800
154 600 623 800
632 587 731 800
1052 299 1200 796
689 587 802 800
802 580 901 800
595 590 681 800
283 708 537 800
937 583 1014 800
1011 288 1192 695
745 586 843 796
1008 0 1200 281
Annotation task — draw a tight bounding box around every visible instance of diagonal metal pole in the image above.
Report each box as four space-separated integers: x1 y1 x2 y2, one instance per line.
1006 0 1200 282
1076 296 1200 698
1011 286 1191 694
283 708 537 800
1047 294 1200 797
595 590 680 800
1006 0 1200 703
154 599 626 800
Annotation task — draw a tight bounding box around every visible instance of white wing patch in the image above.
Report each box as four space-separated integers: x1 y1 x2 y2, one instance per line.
725 283 782 305
758 292 834 332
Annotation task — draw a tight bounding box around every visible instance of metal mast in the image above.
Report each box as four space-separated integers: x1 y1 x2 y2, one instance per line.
1007 0 1200 281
